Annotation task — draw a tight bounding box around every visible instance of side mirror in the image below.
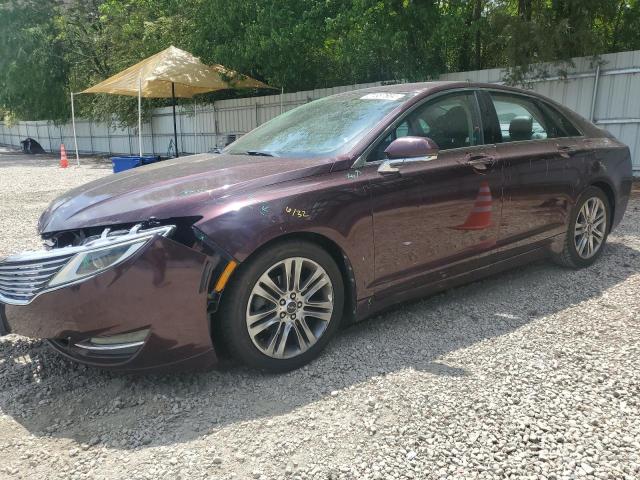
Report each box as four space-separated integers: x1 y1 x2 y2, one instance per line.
378 136 439 174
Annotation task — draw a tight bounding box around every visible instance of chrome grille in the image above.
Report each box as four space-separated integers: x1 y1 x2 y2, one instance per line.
0 254 73 304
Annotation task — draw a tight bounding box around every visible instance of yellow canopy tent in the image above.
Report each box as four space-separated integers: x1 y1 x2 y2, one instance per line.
75 46 271 159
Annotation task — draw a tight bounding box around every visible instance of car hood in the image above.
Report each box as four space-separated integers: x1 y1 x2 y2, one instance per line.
38 153 334 233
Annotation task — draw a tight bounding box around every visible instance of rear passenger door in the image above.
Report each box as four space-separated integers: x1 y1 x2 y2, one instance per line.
537 100 592 196
482 90 578 252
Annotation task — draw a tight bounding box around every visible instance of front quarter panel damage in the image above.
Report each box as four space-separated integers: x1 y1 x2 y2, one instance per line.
3 236 216 371
194 169 375 299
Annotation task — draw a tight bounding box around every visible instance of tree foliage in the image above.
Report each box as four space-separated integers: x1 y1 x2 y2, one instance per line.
0 0 69 122
1 0 640 124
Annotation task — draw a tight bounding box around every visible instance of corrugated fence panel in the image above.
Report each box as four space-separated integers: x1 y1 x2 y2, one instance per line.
0 81 385 155
439 67 503 83
1 55 638 172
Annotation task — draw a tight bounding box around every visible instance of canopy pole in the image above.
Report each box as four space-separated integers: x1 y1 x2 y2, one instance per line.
138 76 143 157
194 97 198 153
172 82 179 157
70 92 80 166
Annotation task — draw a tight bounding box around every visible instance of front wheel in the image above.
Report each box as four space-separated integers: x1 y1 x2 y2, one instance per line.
554 186 611 268
217 240 344 372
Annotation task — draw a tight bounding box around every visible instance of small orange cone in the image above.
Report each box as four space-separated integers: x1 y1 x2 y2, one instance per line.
59 144 69 168
452 181 493 230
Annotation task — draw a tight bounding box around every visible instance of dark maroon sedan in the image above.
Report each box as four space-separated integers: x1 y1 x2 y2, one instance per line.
0 82 632 372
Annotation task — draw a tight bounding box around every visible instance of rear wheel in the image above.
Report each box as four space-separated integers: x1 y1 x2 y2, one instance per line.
218 240 344 372
554 186 610 268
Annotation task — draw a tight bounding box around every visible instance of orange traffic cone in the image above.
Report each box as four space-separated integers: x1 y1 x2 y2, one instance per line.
59 144 69 168
452 181 493 230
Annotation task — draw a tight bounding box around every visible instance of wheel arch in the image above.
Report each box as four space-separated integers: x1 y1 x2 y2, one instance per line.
219 231 358 325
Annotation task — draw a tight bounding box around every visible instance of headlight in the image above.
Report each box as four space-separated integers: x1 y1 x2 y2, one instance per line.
48 239 148 288
0 224 175 306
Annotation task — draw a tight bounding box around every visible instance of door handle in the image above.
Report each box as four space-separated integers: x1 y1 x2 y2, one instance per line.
465 154 495 171
557 145 577 158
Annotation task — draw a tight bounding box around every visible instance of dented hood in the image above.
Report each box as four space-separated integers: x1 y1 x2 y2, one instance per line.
38 153 334 233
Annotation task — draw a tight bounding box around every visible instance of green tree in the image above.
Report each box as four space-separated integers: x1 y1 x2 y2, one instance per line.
0 0 69 121
324 0 443 83
484 0 640 83
2 0 640 122
60 0 196 126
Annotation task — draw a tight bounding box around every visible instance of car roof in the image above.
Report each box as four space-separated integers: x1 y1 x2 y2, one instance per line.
328 81 473 102
339 81 576 110
353 81 461 94
344 81 547 97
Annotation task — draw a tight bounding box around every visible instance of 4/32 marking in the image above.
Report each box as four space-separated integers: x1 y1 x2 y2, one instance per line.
285 206 310 218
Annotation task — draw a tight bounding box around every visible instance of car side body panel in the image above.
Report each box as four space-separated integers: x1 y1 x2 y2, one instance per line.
366 145 503 292
579 137 633 230
195 85 633 323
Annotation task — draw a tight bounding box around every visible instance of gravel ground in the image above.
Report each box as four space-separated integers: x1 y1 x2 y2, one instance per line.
0 149 639 480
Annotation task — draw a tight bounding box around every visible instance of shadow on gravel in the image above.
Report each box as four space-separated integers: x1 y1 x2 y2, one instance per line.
1 241 638 450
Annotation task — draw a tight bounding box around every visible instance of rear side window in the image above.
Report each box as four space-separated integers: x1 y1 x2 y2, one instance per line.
489 93 549 142
537 101 582 138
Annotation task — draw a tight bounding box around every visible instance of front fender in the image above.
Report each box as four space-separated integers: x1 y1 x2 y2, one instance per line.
194 172 375 300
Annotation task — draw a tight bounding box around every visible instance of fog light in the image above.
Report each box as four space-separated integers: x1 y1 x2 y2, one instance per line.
90 329 149 345
75 328 149 351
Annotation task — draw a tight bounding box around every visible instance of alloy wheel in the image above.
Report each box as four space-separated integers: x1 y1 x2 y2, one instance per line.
574 197 607 259
245 257 334 359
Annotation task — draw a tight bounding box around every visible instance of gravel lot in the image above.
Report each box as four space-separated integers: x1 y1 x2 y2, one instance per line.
1 149 639 480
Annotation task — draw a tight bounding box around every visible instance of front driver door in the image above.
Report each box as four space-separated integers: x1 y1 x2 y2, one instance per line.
362 90 502 294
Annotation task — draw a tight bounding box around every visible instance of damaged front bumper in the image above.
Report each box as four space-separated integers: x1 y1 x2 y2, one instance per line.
0 225 223 371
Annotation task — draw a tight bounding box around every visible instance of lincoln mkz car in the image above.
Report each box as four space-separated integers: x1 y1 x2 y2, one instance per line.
0 82 632 372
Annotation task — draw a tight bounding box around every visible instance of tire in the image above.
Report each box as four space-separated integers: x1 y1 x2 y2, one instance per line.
217 240 344 372
553 186 611 269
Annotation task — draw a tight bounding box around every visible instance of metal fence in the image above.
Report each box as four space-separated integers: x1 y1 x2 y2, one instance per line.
0 81 383 159
1 50 639 173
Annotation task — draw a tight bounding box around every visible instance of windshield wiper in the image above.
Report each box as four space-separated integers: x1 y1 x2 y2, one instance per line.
244 150 275 157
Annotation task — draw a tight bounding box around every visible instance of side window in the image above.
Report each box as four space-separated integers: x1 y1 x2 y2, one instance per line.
490 93 549 142
537 101 582 138
367 92 480 162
